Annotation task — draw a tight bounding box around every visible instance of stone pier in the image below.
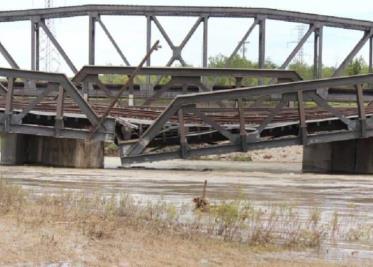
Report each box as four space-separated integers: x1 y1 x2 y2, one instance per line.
0 133 104 168
303 138 373 174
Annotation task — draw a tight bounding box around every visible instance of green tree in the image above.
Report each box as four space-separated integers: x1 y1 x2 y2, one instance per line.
288 61 313 80
345 56 369 75
207 54 277 86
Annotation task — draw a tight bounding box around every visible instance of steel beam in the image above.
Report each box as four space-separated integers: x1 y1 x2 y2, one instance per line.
202 16 208 68
258 18 266 69
31 20 40 71
96 16 130 66
368 36 373 73
72 66 302 83
0 42 19 69
39 19 78 74
280 24 315 69
152 16 203 66
88 14 96 65
1 5 373 31
333 30 372 77
228 19 258 61
313 26 323 78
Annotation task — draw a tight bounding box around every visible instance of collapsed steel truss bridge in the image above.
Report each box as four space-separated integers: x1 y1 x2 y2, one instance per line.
1 5 373 167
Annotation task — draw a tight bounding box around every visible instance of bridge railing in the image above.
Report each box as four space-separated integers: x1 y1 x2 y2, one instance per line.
0 68 115 141
119 74 373 164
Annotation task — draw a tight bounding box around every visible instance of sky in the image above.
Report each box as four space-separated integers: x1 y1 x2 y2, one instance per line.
0 0 372 75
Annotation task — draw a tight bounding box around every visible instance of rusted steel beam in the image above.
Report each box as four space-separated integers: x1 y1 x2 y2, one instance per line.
72 66 302 83
1 5 372 31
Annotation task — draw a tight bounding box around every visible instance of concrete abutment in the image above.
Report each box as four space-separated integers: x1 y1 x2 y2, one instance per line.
0 133 103 168
303 138 373 174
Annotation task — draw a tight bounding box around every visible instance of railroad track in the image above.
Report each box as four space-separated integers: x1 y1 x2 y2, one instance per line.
0 97 368 126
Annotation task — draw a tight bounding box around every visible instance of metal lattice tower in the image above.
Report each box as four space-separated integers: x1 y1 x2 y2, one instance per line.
40 0 61 72
288 25 307 64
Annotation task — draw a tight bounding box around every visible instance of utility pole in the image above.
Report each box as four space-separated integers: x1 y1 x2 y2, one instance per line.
241 41 250 59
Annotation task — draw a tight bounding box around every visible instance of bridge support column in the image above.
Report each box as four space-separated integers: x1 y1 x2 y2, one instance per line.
0 134 103 168
303 138 373 174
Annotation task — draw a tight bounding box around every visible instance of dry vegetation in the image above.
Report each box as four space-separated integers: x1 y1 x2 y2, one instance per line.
0 179 370 266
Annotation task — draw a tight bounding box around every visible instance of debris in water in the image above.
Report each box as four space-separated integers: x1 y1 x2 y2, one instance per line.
193 180 209 212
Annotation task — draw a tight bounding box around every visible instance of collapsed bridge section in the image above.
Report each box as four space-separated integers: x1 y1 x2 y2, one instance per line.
2 66 373 173
117 74 373 174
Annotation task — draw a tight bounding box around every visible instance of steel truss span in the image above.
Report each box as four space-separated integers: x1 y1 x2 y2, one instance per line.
0 67 115 141
118 74 373 164
1 66 373 165
0 5 371 81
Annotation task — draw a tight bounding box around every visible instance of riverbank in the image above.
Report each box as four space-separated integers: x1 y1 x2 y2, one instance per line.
0 179 370 266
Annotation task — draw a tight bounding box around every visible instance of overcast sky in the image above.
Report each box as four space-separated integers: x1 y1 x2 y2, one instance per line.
0 0 372 75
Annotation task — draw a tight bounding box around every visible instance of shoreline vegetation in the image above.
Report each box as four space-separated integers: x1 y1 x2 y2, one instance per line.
0 179 370 266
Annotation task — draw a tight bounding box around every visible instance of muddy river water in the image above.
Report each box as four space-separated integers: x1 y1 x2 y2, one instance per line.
1 157 373 264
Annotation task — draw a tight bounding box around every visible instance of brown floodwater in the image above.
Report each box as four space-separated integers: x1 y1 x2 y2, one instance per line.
1 157 373 263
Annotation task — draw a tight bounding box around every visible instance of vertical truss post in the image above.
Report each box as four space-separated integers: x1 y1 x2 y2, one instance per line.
88 13 97 65
369 36 373 73
178 108 188 158
31 18 40 71
313 25 323 79
55 85 65 136
202 16 208 68
202 16 209 87
258 17 266 86
4 77 14 131
237 99 247 152
146 16 152 67
297 91 307 144
258 17 266 69
355 84 367 138
146 16 152 93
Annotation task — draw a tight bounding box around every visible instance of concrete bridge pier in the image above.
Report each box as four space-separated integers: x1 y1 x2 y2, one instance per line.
0 133 104 168
303 138 373 174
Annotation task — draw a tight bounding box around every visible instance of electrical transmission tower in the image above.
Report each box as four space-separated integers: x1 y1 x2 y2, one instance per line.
40 0 61 72
287 24 308 64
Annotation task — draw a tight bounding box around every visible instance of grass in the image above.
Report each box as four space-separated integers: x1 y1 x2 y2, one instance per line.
0 179 370 266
